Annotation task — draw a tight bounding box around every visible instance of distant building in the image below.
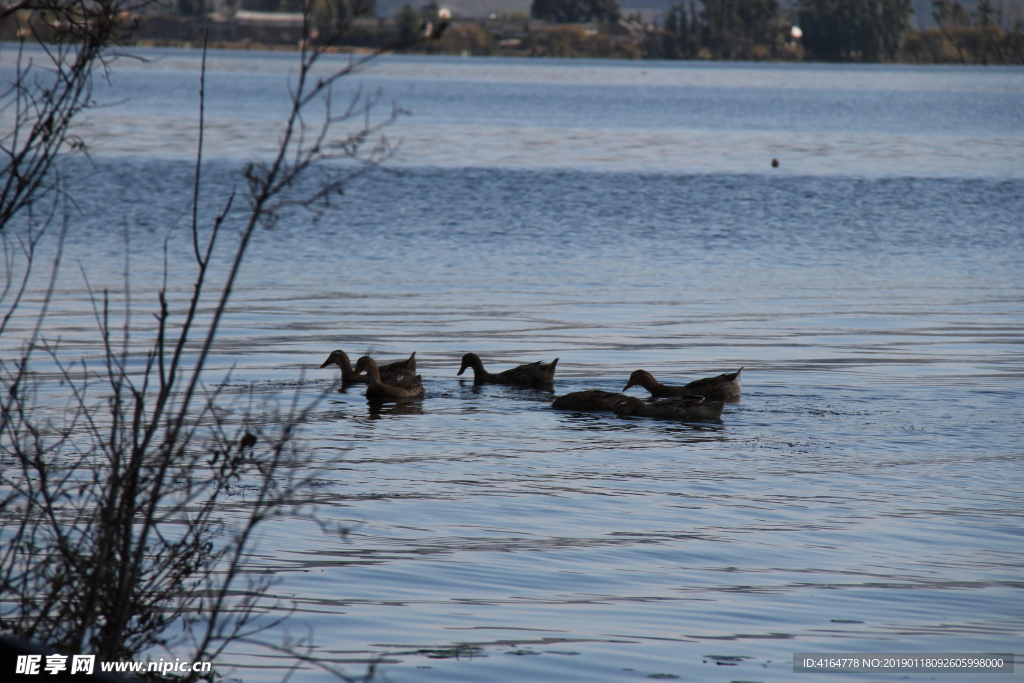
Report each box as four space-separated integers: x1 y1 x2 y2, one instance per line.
232 10 306 42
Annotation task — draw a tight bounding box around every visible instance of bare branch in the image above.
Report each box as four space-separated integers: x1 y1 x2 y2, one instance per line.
1 3 395 678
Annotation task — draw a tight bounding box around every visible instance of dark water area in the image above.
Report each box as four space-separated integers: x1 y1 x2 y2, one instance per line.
2 47 1023 681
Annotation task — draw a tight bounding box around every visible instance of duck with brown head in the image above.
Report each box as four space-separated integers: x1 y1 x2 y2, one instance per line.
320 349 416 384
353 355 424 401
457 352 558 388
623 367 742 402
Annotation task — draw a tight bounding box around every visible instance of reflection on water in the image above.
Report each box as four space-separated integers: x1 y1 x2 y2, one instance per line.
1 50 1023 682
367 400 425 418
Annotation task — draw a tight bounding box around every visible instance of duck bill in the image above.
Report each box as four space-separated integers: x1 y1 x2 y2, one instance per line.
622 380 636 391
457 364 467 376
320 358 334 369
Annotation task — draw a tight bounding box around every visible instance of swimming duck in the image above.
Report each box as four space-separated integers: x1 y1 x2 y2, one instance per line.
353 355 424 401
551 389 630 412
457 352 558 387
320 349 416 384
614 395 725 421
623 367 742 402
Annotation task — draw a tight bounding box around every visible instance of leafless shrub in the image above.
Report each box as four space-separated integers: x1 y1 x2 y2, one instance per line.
1 6 400 680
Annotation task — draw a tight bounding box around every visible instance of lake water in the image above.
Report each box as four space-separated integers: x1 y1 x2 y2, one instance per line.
1 47 1023 682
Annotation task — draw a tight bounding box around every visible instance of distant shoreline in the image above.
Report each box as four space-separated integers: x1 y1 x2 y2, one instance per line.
131 39 376 54
127 36 1024 66
3 10 1022 65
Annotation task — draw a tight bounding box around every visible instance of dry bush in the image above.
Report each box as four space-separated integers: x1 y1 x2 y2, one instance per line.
901 26 1024 63
1 4 399 679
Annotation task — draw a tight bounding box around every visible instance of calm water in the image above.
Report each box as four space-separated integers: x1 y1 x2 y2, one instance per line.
2 47 1023 682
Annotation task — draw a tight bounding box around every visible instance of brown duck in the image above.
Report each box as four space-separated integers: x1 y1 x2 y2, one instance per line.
457 352 558 387
320 349 416 384
614 395 725 421
551 389 630 412
623 367 742 402
353 356 424 401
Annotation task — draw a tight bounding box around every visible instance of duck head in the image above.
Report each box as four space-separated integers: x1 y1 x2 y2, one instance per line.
457 352 483 376
353 356 380 381
623 369 657 392
320 350 348 370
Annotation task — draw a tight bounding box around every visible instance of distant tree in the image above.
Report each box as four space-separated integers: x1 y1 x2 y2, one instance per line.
344 0 378 21
395 3 424 44
661 3 696 57
658 0 779 59
798 0 911 61
531 0 622 23
701 0 779 58
876 0 912 56
932 0 971 27
930 0 1006 64
973 0 1001 26
306 0 377 41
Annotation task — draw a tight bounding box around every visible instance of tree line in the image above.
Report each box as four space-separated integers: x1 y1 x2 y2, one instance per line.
333 0 1023 63
902 0 1024 63
527 0 1022 62
5 0 1019 62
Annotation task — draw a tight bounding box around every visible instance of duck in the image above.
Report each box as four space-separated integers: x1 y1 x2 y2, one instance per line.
353 355 424 401
457 352 558 387
623 367 742 402
551 389 630 412
614 395 725 421
320 349 416 384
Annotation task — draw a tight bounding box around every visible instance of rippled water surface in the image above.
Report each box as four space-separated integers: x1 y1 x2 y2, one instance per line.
2 47 1023 682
